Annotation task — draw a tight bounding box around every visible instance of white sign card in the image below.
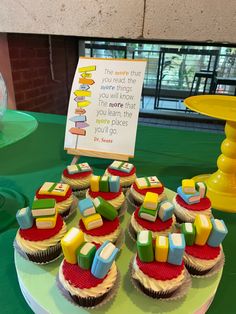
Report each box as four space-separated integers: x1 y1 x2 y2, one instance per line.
64 57 146 160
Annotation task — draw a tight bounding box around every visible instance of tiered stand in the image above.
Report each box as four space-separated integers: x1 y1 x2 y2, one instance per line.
15 188 222 314
184 95 236 213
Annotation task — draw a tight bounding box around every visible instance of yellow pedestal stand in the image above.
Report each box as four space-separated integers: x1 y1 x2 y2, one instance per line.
184 95 236 213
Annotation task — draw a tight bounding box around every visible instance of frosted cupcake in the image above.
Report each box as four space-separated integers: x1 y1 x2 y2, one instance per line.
173 180 212 223
78 197 122 245
61 162 93 198
15 205 67 263
127 176 166 212
59 228 119 307
86 175 126 217
131 231 191 299
129 196 176 240
104 160 136 193
35 182 77 219
182 215 227 276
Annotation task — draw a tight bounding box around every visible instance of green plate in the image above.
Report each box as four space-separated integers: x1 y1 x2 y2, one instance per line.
0 110 38 148
15 189 222 313
0 188 28 232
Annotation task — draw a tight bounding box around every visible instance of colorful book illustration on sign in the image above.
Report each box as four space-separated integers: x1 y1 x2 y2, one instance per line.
69 65 96 148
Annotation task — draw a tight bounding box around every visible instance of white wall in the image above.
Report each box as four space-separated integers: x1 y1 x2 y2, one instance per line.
0 0 235 43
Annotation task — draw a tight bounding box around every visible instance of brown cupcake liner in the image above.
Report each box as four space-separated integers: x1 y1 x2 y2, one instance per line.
125 190 140 213
72 188 88 200
184 251 225 278
129 256 192 301
14 240 62 264
127 220 137 242
57 269 120 309
122 185 132 195
115 228 125 249
118 200 128 218
62 196 78 221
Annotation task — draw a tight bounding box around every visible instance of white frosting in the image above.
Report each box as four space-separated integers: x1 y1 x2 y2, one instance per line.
61 173 92 189
173 196 212 222
15 222 67 254
132 256 186 293
130 212 175 238
184 248 222 271
84 225 121 244
59 261 117 298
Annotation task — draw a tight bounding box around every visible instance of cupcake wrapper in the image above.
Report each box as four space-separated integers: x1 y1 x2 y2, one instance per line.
57 270 120 309
174 214 187 224
185 251 225 278
122 186 131 195
126 190 140 213
62 196 78 221
127 220 137 242
129 257 192 301
14 240 62 264
73 188 88 200
118 200 128 218
115 228 125 249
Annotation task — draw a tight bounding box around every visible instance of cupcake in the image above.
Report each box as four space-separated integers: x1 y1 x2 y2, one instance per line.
86 175 126 217
173 180 212 223
182 215 227 276
61 162 93 198
35 182 77 219
15 205 67 263
59 228 119 307
78 197 122 245
127 176 166 212
129 193 176 240
131 231 191 299
104 160 136 193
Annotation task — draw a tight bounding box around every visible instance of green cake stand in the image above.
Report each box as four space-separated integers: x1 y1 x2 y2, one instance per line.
14 189 223 314
0 110 38 231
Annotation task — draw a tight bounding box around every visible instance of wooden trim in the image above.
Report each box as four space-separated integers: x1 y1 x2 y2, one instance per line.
66 148 132 161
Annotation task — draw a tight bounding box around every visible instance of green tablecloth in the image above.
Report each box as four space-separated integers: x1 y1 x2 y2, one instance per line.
0 111 235 313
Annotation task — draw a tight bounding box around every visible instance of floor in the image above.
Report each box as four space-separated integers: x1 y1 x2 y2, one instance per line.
139 96 224 134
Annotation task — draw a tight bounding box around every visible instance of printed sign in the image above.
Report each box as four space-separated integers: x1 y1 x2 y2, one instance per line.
64 57 146 159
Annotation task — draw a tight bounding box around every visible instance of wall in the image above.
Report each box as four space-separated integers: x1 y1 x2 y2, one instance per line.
0 33 16 108
0 0 236 44
8 34 78 114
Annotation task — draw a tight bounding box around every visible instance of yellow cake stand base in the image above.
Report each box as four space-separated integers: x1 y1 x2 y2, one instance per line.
184 96 236 213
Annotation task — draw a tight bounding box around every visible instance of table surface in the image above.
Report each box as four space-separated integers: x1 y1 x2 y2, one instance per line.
184 95 236 121
0 111 235 314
